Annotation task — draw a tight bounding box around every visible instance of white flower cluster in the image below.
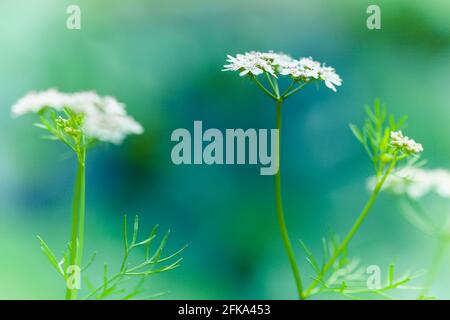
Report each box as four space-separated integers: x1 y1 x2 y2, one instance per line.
11 89 144 144
367 167 450 199
223 52 276 77
390 131 423 154
222 51 342 92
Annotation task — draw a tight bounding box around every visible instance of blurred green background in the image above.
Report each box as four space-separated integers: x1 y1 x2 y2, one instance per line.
0 0 449 299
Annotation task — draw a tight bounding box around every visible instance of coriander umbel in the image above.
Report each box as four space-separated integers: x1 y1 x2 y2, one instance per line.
12 89 185 300
223 51 342 299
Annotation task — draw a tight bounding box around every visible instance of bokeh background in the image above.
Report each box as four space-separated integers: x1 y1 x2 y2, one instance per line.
0 0 449 299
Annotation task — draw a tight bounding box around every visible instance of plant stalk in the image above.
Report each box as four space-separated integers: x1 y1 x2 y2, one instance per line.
274 100 304 299
303 159 397 298
65 148 86 300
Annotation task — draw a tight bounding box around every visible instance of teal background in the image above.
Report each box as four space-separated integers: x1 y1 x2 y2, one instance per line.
0 0 449 299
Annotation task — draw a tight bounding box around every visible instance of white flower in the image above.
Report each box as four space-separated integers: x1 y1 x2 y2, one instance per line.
222 52 276 77
390 131 423 154
83 112 143 145
319 66 342 92
367 167 450 199
11 89 71 116
11 89 143 144
278 57 320 80
390 130 407 147
407 140 424 153
261 51 296 69
82 95 143 144
298 57 321 79
223 51 342 92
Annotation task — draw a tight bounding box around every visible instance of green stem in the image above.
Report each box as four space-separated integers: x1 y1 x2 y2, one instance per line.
265 72 280 98
65 148 86 300
82 273 122 300
254 76 278 101
265 72 278 97
78 147 86 267
281 80 296 97
283 82 308 99
274 100 304 299
303 160 397 298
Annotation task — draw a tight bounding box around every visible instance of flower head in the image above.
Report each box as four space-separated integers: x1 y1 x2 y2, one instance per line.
11 89 143 144
390 130 423 154
223 51 342 92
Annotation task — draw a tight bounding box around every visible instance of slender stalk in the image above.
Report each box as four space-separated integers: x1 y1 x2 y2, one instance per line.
281 80 295 97
274 100 304 299
82 273 122 300
253 76 278 101
283 82 308 99
65 148 86 300
78 147 86 267
265 72 278 98
303 159 397 298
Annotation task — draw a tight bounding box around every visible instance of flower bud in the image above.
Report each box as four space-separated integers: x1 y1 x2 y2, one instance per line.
380 153 394 163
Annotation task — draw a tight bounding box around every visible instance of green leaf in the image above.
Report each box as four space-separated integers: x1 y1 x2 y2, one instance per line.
37 236 64 277
81 252 97 272
396 115 408 129
349 124 365 144
373 98 381 116
133 291 170 300
388 263 395 286
84 277 95 291
155 242 190 263
103 263 108 293
123 215 129 253
125 258 183 276
83 216 187 300
145 225 159 260
379 128 390 153
299 240 320 274
150 230 171 262
34 123 48 130
133 235 156 248
132 215 139 246
321 237 329 267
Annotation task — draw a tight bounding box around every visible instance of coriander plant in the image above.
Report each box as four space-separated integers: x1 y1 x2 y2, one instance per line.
223 51 424 299
300 100 424 299
223 51 342 299
12 89 185 300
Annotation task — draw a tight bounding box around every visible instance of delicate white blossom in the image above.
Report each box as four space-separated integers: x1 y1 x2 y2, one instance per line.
319 66 342 92
279 57 320 79
390 130 423 154
11 89 143 144
12 89 72 116
261 51 295 69
223 51 342 92
367 167 450 199
222 52 276 77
